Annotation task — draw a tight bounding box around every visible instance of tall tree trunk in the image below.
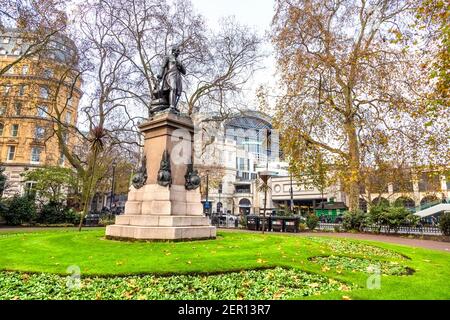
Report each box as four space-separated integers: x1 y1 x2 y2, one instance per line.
78 149 99 231
345 120 361 212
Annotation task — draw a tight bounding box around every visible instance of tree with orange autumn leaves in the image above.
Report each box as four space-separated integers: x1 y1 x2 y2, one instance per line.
271 0 449 211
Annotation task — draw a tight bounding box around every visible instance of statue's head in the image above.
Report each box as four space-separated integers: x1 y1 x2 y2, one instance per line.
171 45 181 57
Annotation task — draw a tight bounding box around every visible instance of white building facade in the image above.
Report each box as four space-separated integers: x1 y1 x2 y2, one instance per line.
195 110 288 215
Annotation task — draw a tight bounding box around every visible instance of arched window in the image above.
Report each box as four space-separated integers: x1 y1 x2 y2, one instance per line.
239 198 251 207
394 197 415 209
372 197 389 207
238 198 251 216
359 198 368 212
420 195 438 206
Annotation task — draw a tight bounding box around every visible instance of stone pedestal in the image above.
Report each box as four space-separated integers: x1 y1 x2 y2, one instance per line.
106 111 216 241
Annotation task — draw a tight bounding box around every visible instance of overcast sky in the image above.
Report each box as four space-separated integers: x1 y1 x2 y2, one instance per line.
191 0 278 110
191 0 275 31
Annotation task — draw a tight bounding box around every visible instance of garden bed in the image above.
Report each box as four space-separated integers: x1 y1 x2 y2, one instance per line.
0 267 353 300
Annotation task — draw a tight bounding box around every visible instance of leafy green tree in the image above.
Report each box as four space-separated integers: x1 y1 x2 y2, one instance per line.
21 166 76 203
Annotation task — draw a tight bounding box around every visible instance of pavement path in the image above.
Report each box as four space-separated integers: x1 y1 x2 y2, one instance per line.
219 228 450 252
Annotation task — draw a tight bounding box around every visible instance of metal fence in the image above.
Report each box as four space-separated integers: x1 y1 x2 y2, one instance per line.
317 222 442 235
209 213 240 228
210 214 444 236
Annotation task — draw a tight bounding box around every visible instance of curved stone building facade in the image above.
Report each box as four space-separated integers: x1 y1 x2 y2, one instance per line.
0 30 81 196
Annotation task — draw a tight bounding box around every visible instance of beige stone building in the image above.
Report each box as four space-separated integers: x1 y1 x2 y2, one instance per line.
0 30 81 196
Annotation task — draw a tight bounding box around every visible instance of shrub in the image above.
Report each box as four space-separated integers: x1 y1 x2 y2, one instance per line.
38 201 64 224
99 214 115 226
298 223 306 232
368 205 386 232
37 201 81 225
239 215 246 228
384 206 410 233
439 212 450 236
0 195 36 225
64 208 81 224
0 201 7 223
342 210 367 231
306 214 319 230
333 224 341 232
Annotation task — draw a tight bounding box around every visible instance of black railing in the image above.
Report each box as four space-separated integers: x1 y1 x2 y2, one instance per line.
316 222 442 235
244 215 302 233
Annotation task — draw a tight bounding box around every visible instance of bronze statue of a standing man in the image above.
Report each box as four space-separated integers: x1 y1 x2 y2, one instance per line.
157 46 186 111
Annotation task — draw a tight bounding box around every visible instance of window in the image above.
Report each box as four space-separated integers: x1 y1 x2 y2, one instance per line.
17 38 23 45
2 37 10 44
67 97 73 107
11 124 19 137
18 85 26 96
3 85 11 95
14 103 21 116
235 185 251 193
7 146 15 161
12 49 21 55
65 111 72 124
24 181 36 197
30 147 42 163
6 66 14 74
62 132 68 143
37 105 48 118
35 126 45 139
66 111 72 124
43 68 53 78
0 123 3 135
39 87 49 99
237 158 245 171
0 104 6 115
22 65 28 75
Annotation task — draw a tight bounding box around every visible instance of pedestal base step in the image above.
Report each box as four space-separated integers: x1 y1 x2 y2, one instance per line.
115 215 210 227
105 224 216 241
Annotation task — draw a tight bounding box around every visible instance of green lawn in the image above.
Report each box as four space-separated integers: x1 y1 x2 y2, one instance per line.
0 228 449 299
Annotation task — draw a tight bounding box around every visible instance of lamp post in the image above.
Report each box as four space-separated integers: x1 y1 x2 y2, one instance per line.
218 183 222 213
205 170 209 216
290 171 294 214
109 160 117 212
258 170 275 234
